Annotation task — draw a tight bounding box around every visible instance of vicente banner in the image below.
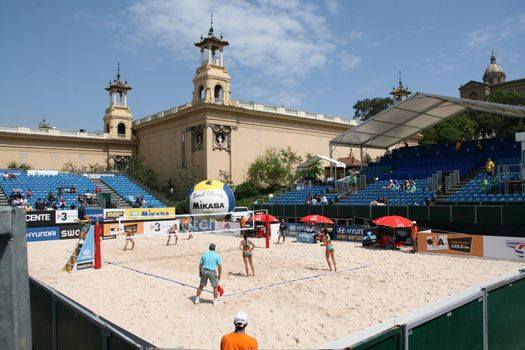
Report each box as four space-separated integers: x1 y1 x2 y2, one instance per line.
417 232 484 257
483 236 525 261
26 211 56 227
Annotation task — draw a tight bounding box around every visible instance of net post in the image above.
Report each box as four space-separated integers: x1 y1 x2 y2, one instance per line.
94 219 102 269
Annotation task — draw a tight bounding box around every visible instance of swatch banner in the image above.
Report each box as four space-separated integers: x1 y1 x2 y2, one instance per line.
483 236 525 261
417 232 484 256
332 225 365 242
26 226 59 242
286 223 316 237
59 224 81 240
77 225 95 270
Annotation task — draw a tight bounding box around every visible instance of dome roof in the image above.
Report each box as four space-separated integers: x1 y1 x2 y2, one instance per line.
484 52 505 76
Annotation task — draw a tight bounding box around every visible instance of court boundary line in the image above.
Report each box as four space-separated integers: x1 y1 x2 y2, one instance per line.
103 260 370 297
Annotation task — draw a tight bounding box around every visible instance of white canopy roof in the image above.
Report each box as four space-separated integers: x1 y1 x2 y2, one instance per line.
330 92 525 150
297 155 346 170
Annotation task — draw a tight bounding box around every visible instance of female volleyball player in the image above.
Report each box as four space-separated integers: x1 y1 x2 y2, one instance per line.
166 222 179 245
239 231 255 277
321 228 336 271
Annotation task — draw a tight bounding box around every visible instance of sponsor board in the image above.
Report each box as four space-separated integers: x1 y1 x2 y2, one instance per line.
102 222 145 239
27 170 58 176
55 210 79 224
124 207 175 220
26 226 59 242
333 225 365 242
362 229 377 246
103 209 126 221
143 220 178 236
193 219 216 232
287 223 315 237
77 226 94 270
417 232 484 256
59 224 81 240
483 236 525 261
86 209 103 220
297 231 315 243
26 211 56 227
82 173 115 179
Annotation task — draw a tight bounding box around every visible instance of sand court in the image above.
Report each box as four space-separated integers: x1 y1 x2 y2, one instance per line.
27 233 524 349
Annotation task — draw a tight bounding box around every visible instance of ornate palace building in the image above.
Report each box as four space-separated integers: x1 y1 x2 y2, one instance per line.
459 51 525 100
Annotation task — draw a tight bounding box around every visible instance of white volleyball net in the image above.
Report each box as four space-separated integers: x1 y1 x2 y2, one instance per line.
101 211 257 241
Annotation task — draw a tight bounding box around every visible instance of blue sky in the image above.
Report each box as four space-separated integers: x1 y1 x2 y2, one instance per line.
1 0 524 131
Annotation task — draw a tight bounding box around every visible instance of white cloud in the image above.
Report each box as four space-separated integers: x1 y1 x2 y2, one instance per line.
349 31 364 39
126 0 336 79
339 52 362 71
325 0 338 14
465 12 525 49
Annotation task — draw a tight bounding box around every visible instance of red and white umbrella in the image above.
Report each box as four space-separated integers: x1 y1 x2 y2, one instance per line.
299 215 334 225
248 213 279 223
372 215 413 228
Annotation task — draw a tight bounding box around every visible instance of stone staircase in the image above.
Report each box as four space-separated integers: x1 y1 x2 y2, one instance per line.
91 178 131 208
435 167 485 204
0 186 9 206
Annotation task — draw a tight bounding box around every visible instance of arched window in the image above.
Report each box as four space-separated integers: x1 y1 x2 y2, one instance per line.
199 85 205 102
214 85 224 104
117 123 126 136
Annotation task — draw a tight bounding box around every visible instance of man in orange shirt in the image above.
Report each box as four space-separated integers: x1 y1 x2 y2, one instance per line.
411 221 419 252
220 311 258 350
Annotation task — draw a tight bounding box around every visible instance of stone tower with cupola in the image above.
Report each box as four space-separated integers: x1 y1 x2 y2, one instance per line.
103 63 133 140
483 50 506 86
192 16 232 106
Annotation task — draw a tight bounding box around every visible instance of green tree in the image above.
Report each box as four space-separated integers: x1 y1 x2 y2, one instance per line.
7 161 31 171
473 91 525 138
353 97 394 121
247 146 302 191
118 155 160 191
420 113 477 144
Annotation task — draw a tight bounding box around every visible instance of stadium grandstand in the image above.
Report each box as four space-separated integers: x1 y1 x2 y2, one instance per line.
266 93 525 209
0 171 165 209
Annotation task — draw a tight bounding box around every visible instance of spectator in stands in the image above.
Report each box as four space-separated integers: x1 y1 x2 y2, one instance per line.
407 181 417 192
481 177 489 194
70 185 76 194
476 141 483 153
490 175 499 194
26 188 33 198
95 186 102 194
84 191 94 204
24 203 33 212
47 191 56 203
386 179 394 190
393 179 400 191
2 172 9 180
310 196 318 206
320 195 328 205
35 198 45 211
455 140 462 153
59 196 67 209
220 311 258 350
485 158 495 177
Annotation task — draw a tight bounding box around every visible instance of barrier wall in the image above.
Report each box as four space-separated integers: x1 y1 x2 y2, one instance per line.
254 204 525 236
320 269 525 350
30 278 154 350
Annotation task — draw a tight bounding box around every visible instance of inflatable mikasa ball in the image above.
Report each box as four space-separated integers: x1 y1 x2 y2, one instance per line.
188 179 235 215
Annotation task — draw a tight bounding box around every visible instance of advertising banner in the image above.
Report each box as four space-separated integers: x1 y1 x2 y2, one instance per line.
124 207 175 220
55 210 79 224
483 236 525 261
26 226 59 242
27 170 58 176
25 211 56 227
77 226 94 270
143 220 178 236
82 173 114 179
333 225 365 242
286 223 315 237
193 218 216 232
102 222 145 239
297 231 315 243
417 232 484 256
86 209 103 220
103 209 126 221
59 224 81 240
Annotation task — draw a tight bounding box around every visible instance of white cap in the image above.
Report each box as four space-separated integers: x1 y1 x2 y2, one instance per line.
234 311 248 326
412 221 417 224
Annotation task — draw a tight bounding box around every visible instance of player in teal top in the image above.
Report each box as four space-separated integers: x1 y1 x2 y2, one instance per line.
195 243 222 305
239 231 255 277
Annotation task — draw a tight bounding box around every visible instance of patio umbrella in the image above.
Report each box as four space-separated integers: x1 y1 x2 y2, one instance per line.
372 215 413 228
299 215 334 225
248 213 279 223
